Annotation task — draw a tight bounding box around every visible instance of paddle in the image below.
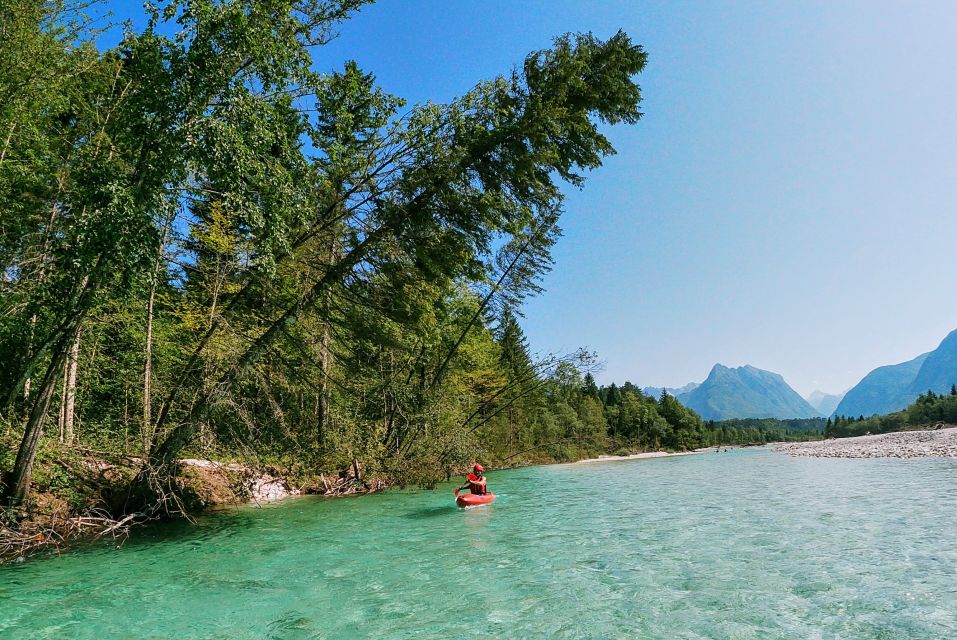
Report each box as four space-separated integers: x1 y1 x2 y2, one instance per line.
453 473 478 497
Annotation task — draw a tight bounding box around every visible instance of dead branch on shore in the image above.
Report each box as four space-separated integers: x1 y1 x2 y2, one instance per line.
0 507 147 564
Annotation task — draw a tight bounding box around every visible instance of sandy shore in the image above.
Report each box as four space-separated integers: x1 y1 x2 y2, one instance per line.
773 426 957 459
575 450 701 464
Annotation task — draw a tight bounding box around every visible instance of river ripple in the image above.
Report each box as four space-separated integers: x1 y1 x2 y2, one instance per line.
2 448 956 639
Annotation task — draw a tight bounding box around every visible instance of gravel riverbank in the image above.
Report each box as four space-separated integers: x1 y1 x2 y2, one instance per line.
773 426 957 458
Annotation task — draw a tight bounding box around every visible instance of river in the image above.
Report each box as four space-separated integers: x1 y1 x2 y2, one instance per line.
2 448 956 638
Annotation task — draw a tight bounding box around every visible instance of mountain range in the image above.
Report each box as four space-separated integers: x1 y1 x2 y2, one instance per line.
642 327 957 422
834 328 957 418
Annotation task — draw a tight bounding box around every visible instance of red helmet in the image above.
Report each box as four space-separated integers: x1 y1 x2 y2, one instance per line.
473 463 484 472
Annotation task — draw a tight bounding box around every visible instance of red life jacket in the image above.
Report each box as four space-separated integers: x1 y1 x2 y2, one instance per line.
469 476 486 495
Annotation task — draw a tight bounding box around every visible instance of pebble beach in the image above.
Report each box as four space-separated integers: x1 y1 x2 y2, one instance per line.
773 426 957 458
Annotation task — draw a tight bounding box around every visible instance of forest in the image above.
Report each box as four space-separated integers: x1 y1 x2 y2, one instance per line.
827 387 957 438
1 0 811 543
701 417 824 446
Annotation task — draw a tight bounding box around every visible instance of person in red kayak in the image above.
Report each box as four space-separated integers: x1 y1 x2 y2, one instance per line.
456 463 488 495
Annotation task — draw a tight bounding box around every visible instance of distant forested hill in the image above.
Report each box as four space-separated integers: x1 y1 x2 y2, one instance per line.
703 417 825 445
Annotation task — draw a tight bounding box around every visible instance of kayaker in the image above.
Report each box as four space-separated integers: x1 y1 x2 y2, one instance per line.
457 463 487 495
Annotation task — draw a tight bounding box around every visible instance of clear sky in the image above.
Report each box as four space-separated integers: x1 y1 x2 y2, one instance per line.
110 0 957 396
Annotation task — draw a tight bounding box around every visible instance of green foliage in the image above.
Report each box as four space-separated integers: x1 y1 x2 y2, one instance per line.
27 441 91 511
830 392 957 438
0 1 668 508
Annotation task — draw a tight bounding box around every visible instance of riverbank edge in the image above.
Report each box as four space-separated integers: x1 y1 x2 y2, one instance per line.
1 444 700 564
0 450 387 564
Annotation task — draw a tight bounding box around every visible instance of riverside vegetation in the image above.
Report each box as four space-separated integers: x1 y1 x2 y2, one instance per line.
825 386 957 438
770 388 957 460
0 0 818 560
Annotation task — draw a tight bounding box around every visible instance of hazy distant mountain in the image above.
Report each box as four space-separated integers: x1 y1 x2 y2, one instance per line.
835 328 957 418
676 364 821 421
806 390 845 417
906 329 957 398
643 382 699 398
833 353 929 418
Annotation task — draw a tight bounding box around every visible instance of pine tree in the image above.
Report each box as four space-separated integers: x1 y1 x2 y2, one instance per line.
496 307 534 380
604 382 622 407
581 373 599 399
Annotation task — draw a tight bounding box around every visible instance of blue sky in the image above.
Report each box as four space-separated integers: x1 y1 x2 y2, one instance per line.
109 0 957 396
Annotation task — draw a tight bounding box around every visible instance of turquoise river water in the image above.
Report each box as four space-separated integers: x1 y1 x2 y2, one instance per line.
2 448 957 639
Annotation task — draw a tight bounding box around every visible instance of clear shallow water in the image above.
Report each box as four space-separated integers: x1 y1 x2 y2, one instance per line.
2 449 957 639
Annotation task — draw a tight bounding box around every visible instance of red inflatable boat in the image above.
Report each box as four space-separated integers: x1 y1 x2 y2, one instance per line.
456 492 496 508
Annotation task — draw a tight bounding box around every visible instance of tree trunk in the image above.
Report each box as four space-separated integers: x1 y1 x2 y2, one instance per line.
23 315 36 404
29 198 62 378
315 226 341 446
57 329 80 445
145 181 451 478
143 276 156 454
64 337 78 446
7 332 71 503
0 121 15 166
142 222 169 455
316 322 332 446
6 262 100 503
58 358 67 443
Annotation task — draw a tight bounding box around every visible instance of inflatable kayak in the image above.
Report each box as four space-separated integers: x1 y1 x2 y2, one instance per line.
456 493 496 508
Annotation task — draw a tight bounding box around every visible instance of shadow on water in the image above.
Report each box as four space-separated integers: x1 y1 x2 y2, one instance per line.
141 507 264 538
401 505 458 520
1 509 262 570
119 509 265 553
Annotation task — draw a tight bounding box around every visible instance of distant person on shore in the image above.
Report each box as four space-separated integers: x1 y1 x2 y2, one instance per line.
457 464 488 495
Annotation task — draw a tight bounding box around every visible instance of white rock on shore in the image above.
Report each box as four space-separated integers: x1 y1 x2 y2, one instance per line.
773 426 957 459
180 458 299 502
248 476 296 502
